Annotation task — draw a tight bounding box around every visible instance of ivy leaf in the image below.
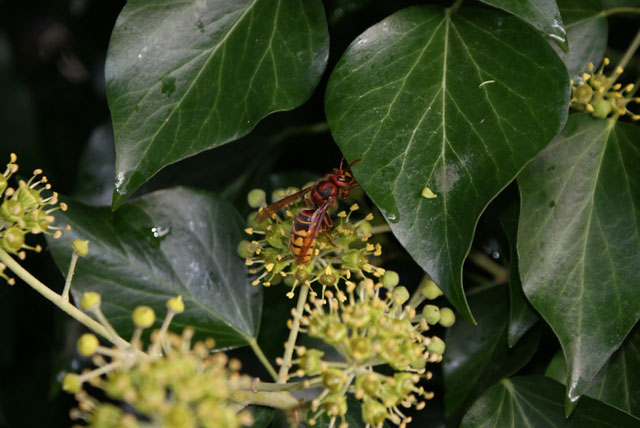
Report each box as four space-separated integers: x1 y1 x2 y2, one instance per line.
496 188 539 347
247 406 274 428
556 0 607 79
47 187 261 348
546 324 640 418
444 285 541 426
517 114 640 411
478 0 568 51
325 4 569 321
106 0 329 208
460 376 640 427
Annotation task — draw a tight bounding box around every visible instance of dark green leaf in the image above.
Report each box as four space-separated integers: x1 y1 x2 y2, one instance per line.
496 189 539 347
478 0 568 50
461 376 640 427
47 187 261 348
546 325 640 418
73 124 116 206
325 4 569 321
444 285 541 426
601 0 640 8
247 406 275 428
106 0 329 208
517 114 640 408
556 0 607 79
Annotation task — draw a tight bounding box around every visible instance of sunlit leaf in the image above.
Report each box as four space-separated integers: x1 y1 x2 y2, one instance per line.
325 4 569 321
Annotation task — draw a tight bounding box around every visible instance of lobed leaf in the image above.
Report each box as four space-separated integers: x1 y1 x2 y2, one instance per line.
325 4 569 321
106 0 329 208
518 114 640 411
461 376 640 427
47 187 261 348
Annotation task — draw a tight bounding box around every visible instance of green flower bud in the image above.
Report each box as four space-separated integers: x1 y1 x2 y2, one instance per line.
357 221 372 236
24 209 52 233
422 304 441 324
349 336 373 361
362 398 387 426
80 291 101 310
298 349 324 376
323 321 347 345
77 333 99 356
421 279 443 300
356 373 381 397
236 240 253 258
17 187 40 209
103 371 132 400
132 305 156 328
341 249 360 268
592 98 612 118
573 84 593 103
247 189 266 208
391 286 409 304
266 226 286 249
90 403 122 427
324 393 347 417
1 199 24 222
322 368 345 392
381 270 399 288
72 240 90 257
1 227 24 253
62 373 82 393
394 372 417 396
439 307 456 327
347 303 371 328
166 295 185 313
427 336 446 355
247 211 267 231
165 403 196 428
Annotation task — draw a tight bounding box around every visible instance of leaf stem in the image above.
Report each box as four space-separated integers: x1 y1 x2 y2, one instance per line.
603 7 640 17
231 390 299 410
370 224 391 234
61 251 78 301
277 284 309 383
247 337 278 381
0 248 130 349
467 250 509 283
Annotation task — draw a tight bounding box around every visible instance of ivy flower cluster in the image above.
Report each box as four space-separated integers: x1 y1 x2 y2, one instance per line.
0 154 69 282
294 278 454 428
62 293 253 428
238 187 381 299
570 58 639 120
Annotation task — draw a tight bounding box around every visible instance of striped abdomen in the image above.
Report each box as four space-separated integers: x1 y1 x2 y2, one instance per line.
291 208 320 265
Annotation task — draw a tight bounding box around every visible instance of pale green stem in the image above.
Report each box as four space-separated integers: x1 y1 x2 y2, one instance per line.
90 306 124 349
277 284 309 383
370 224 391 234
61 251 78 301
149 310 175 356
247 337 278 381
0 247 130 348
247 377 322 392
231 390 299 410
78 361 122 382
468 250 509 283
603 7 640 16
407 274 431 309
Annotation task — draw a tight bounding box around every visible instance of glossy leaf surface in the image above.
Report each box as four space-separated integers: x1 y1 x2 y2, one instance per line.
106 0 329 208
325 4 569 320
546 325 640 418
48 187 260 348
556 0 607 79
479 0 567 50
461 376 640 427
444 285 540 426
496 190 539 347
518 115 640 407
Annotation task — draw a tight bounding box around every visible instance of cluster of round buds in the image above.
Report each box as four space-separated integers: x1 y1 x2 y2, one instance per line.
63 293 253 428
238 188 382 299
570 58 639 120
0 154 69 282
293 277 455 428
